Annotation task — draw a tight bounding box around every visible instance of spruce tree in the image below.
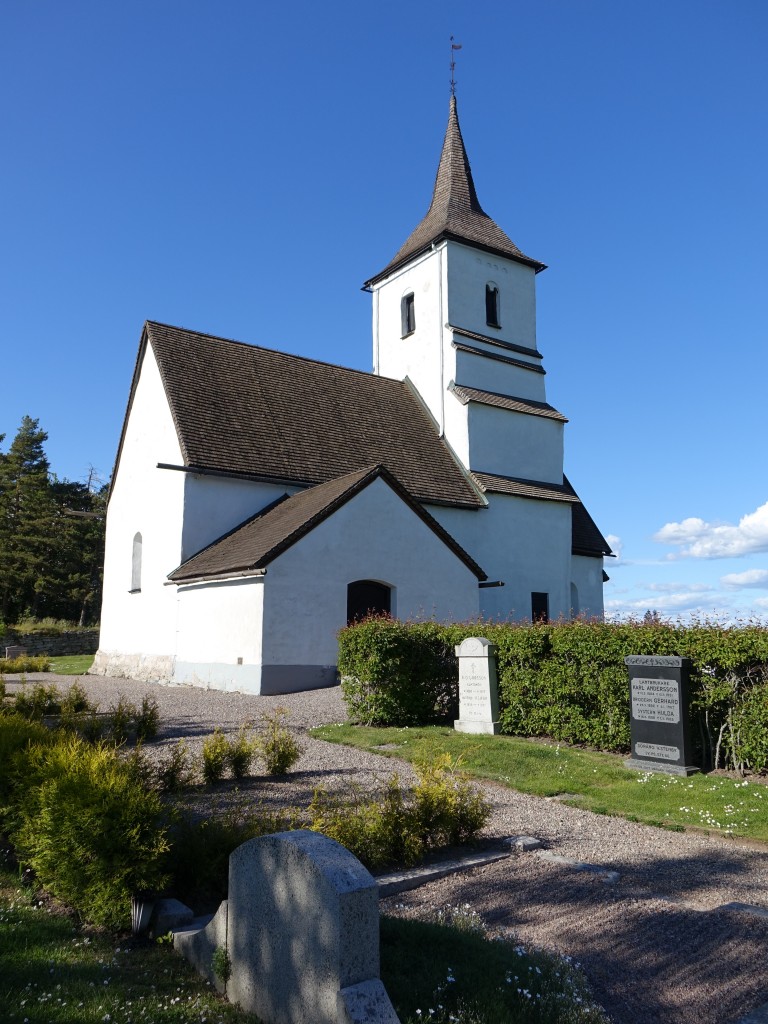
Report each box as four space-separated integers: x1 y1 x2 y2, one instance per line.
0 417 55 621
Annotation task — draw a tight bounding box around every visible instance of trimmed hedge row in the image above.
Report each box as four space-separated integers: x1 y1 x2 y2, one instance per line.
338 618 768 773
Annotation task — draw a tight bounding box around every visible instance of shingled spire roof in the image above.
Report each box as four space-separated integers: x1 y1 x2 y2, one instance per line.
364 97 546 287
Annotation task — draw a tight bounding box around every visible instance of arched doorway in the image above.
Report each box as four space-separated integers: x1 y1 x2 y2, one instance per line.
347 580 392 625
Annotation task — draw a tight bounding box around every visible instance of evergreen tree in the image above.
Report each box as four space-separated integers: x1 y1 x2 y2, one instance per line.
0 418 106 625
0 417 55 620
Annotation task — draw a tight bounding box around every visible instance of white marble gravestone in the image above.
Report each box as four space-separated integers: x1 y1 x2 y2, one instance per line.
454 636 501 735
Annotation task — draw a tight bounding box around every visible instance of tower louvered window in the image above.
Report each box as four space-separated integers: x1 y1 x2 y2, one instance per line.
401 293 416 337
486 284 500 328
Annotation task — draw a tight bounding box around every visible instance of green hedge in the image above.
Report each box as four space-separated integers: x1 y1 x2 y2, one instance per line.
338 619 768 772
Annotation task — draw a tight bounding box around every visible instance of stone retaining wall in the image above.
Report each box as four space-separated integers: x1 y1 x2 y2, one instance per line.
2 628 100 657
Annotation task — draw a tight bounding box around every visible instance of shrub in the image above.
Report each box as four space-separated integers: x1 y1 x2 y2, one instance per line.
309 757 490 871
339 618 768 772
135 696 160 743
167 803 298 908
156 739 194 792
258 708 302 775
106 696 136 745
12 682 62 719
0 713 54 810
9 736 169 928
227 724 258 779
0 655 52 674
202 729 230 784
339 618 457 726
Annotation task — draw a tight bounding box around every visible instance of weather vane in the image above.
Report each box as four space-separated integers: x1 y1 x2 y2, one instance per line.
450 36 462 95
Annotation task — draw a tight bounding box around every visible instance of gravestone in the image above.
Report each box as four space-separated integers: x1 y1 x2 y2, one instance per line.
174 829 400 1024
624 655 699 776
454 636 501 735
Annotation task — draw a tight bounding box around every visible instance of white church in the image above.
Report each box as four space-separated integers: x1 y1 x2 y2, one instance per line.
92 97 612 694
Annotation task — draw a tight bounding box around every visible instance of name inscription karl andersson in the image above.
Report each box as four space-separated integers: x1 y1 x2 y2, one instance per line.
630 678 680 725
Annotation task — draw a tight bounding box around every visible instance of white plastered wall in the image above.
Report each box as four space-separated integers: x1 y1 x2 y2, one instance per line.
433 494 573 622
373 245 448 433
259 476 480 690
453 347 546 403
465 403 564 483
181 476 299 562
173 576 265 692
570 554 606 620
445 242 538 351
94 343 186 678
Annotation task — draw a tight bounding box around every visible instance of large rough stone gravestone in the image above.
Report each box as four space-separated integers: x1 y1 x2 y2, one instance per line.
624 655 699 776
175 829 399 1024
454 636 501 735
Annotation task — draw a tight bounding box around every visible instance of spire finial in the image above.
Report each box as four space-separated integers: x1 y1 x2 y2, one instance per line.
450 36 462 96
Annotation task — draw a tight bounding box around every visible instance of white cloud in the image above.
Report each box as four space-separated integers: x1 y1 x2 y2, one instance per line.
604 591 716 614
720 569 768 590
605 534 623 562
644 581 714 594
654 501 768 559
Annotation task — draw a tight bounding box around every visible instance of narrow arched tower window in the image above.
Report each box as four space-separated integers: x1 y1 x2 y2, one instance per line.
486 284 500 328
131 532 143 593
401 293 416 337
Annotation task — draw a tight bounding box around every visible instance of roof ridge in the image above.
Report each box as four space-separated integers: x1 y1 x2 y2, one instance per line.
146 320 406 386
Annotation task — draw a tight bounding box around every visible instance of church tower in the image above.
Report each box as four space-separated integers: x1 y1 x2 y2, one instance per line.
364 97 611 621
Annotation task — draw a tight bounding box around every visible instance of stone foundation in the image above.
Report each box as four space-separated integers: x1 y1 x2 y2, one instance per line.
89 650 175 682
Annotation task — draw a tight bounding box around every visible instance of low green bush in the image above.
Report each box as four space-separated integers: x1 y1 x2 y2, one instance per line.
308 756 491 871
8 736 169 928
135 695 160 743
155 738 195 792
11 682 62 718
1 655 52 673
339 618 768 772
340 618 459 726
258 708 302 775
0 714 55 811
202 728 230 783
167 803 299 909
227 724 258 779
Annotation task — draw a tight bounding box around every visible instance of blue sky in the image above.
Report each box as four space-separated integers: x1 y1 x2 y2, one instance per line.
2 0 767 621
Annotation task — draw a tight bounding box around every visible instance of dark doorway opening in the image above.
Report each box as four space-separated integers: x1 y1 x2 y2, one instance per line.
531 591 549 623
347 580 392 625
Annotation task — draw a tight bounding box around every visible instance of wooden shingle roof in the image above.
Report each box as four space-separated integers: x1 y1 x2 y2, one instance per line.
168 465 487 583
450 383 568 422
138 322 483 509
364 97 546 288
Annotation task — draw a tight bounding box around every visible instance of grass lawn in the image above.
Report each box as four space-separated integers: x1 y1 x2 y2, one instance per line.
0 860 605 1024
311 723 768 842
381 913 606 1024
0 863 250 1024
48 655 95 675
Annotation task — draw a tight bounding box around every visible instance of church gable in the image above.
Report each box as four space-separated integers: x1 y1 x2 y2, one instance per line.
169 464 487 584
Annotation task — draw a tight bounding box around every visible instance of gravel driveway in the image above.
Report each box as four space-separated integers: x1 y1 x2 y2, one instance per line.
6 673 768 1024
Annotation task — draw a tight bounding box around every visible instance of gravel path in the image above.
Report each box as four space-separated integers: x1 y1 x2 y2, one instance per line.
7 674 768 1023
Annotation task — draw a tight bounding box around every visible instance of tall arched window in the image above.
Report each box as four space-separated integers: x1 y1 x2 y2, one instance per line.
485 283 500 328
347 580 392 624
131 532 143 592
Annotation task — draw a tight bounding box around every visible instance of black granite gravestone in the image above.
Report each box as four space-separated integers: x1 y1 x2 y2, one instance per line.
624 655 699 776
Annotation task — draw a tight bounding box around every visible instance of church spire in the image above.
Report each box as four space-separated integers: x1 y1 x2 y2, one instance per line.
365 97 545 288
